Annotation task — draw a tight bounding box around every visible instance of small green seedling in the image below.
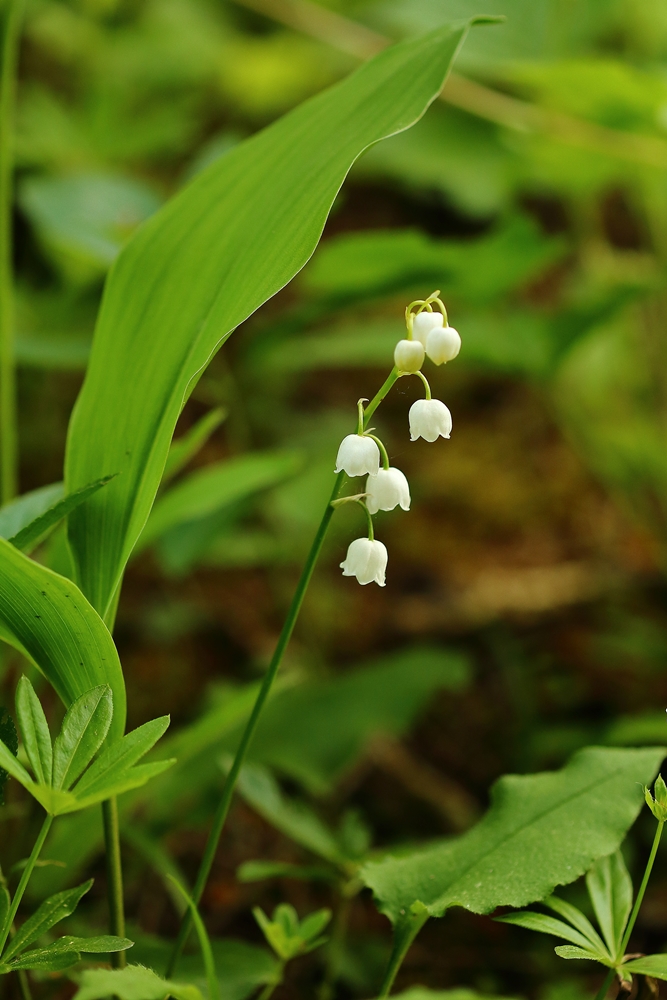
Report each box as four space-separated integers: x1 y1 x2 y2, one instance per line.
0 676 174 816
253 903 331 962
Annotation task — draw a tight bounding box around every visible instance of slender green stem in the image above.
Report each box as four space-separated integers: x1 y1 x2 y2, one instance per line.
0 0 21 503
102 797 126 969
166 366 400 977
0 814 52 956
357 499 374 540
377 908 429 998
16 968 32 1000
366 433 389 470
593 967 615 1000
257 966 283 1000
619 819 664 956
414 370 431 400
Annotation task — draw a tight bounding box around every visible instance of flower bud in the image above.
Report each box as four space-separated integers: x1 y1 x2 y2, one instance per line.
394 339 425 373
409 398 452 442
335 434 380 477
340 537 388 586
412 311 443 347
365 468 411 515
425 325 461 365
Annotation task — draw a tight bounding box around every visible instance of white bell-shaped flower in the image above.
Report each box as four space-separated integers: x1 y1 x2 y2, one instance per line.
394 339 425 373
365 468 411 514
340 537 388 586
412 311 443 347
409 398 452 442
426 325 461 365
335 434 380 477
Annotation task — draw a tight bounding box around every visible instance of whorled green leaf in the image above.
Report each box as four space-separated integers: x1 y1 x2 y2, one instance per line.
16 676 52 786
495 911 607 955
0 540 125 741
64 19 485 618
52 686 113 791
543 895 607 955
586 850 633 959
623 954 667 978
361 747 664 922
3 880 93 962
3 949 81 972
554 945 605 961
73 964 203 1000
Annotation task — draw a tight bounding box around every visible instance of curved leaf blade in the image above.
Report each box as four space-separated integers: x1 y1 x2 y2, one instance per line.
3 880 93 962
360 747 664 922
0 540 125 741
74 965 204 1000
10 476 115 554
64 20 477 616
495 911 606 955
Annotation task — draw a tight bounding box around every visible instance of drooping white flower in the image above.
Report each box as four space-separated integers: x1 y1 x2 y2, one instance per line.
394 339 425 373
426 325 461 365
365 468 411 514
412 311 443 347
409 398 452 442
335 434 380 477
340 537 388 586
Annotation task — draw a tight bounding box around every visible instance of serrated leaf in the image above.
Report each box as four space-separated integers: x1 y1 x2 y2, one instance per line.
64 20 481 618
586 851 633 959
3 880 92 961
543 895 608 954
554 945 607 962
623 954 667 978
16 676 52 786
361 746 665 922
162 408 227 483
73 965 203 1000
0 540 125 742
496 911 606 955
52 686 113 790
9 477 115 554
73 716 170 798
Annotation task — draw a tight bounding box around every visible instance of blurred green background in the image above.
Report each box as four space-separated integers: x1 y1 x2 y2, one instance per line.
7 0 667 997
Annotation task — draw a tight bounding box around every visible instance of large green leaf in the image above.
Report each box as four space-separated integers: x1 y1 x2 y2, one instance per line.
64 19 484 618
0 540 125 740
360 746 664 922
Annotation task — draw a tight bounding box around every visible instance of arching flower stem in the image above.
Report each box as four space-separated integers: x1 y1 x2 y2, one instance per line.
366 433 390 470
415 370 432 400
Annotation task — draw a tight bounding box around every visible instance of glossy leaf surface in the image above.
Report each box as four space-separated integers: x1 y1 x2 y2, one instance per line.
361 747 664 921
0 540 125 740
64 20 479 617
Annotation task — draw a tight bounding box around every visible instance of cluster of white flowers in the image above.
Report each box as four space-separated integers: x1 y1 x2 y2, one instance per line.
336 293 460 587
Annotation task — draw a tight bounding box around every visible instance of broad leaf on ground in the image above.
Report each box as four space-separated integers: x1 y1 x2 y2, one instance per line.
74 965 202 1000
361 747 664 922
